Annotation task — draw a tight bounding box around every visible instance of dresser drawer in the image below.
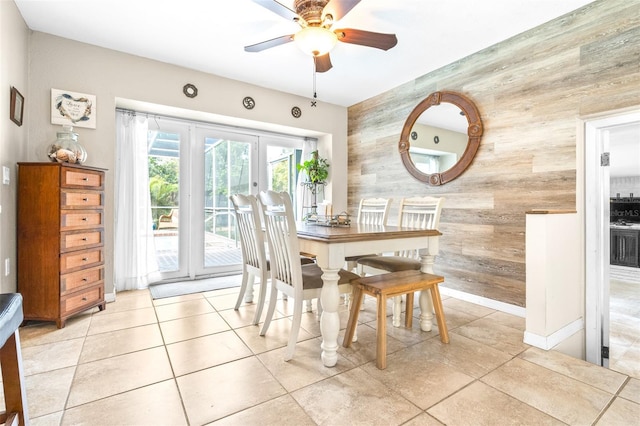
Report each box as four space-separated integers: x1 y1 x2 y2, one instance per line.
62 167 104 189
61 190 103 209
61 210 103 230
60 248 103 274
61 230 103 252
61 285 104 316
61 265 103 295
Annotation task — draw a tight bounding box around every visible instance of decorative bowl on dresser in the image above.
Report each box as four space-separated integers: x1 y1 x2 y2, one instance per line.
17 162 106 328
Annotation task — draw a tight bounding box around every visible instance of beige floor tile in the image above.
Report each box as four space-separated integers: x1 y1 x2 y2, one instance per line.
610 344 640 379
402 412 445 426
452 317 530 356
206 291 244 311
212 394 316 426
430 304 479 330
22 338 84 376
154 298 216 322
30 411 64 426
177 357 286 425
159 311 231 344
25 367 76 418
485 310 526 331
87 307 157 335
619 377 640 404
19 315 91 348
258 338 355 392
167 330 253 376
79 323 163 364
152 291 205 307
482 357 614 425
428 381 564 425
442 298 496 318
217 303 271 329
291 367 422 425
596 396 640 425
108 288 153 313
408 333 513 378
362 345 475 409
234 316 315 355
67 346 173 408
520 347 628 394
61 380 187 426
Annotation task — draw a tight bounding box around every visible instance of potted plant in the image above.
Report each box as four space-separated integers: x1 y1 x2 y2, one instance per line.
297 150 329 184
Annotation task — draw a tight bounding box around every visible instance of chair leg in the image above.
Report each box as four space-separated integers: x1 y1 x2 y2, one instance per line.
285 297 304 361
430 285 450 343
343 286 364 347
0 331 29 426
252 271 269 325
259 286 279 336
392 295 402 327
376 294 388 369
234 269 250 310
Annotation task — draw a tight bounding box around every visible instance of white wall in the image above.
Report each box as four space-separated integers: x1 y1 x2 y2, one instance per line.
0 0 29 293
26 32 349 297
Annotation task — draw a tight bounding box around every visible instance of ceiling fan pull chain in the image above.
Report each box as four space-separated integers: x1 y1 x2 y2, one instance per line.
313 56 318 100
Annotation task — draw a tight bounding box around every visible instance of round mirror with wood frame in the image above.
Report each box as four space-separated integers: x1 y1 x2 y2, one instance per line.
399 91 483 185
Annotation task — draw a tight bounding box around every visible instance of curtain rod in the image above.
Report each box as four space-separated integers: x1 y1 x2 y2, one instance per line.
115 107 317 142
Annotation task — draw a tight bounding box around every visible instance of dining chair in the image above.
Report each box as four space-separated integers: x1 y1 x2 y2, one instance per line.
357 196 445 327
344 197 393 273
230 194 270 325
258 190 358 361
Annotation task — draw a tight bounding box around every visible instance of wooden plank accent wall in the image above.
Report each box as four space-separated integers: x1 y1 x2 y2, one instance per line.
347 0 640 307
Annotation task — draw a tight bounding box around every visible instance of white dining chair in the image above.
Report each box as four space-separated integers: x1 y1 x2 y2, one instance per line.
258 190 358 361
230 194 270 325
345 197 393 273
357 196 445 327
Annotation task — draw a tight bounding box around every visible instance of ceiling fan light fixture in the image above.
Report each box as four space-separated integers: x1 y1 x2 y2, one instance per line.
294 26 337 56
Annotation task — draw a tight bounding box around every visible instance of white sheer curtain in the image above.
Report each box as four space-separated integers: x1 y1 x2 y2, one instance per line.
114 111 160 291
296 138 317 219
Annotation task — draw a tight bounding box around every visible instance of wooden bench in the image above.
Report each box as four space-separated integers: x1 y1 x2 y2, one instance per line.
343 270 449 369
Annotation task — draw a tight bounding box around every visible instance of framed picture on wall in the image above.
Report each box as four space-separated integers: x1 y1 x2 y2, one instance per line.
51 88 97 129
10 87 24 127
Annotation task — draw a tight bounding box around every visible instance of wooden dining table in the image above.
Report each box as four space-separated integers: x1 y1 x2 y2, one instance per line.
296 222 442 367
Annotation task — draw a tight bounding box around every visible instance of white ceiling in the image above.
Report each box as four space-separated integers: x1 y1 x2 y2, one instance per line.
15 0 598 107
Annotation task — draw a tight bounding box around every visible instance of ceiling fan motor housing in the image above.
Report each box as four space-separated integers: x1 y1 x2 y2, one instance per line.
294 0 330 26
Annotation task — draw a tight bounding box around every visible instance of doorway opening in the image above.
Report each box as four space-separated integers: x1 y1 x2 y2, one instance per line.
584 109 640 376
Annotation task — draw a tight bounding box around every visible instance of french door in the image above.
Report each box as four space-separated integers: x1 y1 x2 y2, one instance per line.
148 117 305 282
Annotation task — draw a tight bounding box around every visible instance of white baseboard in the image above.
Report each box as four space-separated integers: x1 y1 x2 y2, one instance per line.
105 292 116 303
439 286 526 318
523 318 584 350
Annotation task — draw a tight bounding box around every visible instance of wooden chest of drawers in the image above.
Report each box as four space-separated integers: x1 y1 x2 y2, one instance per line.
17 162 107 328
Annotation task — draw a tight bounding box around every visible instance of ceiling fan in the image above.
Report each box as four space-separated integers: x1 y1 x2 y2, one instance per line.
245 0 398 73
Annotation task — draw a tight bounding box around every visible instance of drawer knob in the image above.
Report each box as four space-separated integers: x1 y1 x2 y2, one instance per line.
82 297 87 301
82 198 88 201
82 217 88 221
82 278 88 281
82 257 88 261
83 177 89 181
82 237 88 241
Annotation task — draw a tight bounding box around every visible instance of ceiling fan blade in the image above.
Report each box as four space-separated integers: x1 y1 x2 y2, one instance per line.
323 0 361 21
315 53 333 73
335 28 398 51
244 34 294 52
251 0 298 22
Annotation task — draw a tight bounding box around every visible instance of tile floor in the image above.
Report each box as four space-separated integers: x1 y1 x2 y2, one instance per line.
6 282 640 426
609 279 640 379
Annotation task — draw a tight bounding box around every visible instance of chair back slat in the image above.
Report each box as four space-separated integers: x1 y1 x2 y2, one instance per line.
230 194 266 271
357 197 392 226
259 191 302 293
396 196 444 258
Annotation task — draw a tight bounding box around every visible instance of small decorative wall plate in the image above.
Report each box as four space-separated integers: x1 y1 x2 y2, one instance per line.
243 96 255 109
291 106 302 118
411 131 418 140
183 84 198 98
